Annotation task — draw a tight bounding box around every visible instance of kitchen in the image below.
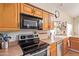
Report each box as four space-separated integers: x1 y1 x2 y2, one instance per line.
0 3 79 56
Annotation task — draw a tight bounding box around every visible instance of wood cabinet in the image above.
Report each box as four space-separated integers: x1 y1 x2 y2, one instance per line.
69 37 79 51
43 11 49 30
0 3 54 31
0 3 20 31
62 38 69 55
43 12 54 30
21 3 34 15
21 3 54 30
21 3 43 18
48 14 54 30
50 43 57 56
33 8 43 18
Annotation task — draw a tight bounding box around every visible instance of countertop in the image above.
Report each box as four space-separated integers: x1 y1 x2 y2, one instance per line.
0 44 23 56
70 35 79 37
40 38 63 44
0 36 66 56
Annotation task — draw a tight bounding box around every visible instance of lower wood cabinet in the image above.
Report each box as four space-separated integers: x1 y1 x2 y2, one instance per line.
62 38 69 55
50 39 69 56
69 37 79 51
50 43 57 56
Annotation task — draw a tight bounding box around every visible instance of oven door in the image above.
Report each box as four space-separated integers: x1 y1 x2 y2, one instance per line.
24 48 48 56
32 48 47 56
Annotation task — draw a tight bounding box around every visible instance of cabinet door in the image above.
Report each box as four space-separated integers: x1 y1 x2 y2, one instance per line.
62 38 68 55
33 8 43 18
70 38 79 51
48 14 54 30
43 12 49 30
0 3 19 31
21 3 33 15
50 43 57 56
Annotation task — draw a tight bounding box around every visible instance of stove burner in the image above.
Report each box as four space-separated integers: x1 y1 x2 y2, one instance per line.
19 40 49 56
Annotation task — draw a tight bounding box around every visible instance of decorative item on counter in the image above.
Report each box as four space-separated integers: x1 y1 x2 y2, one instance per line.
0 33 11 49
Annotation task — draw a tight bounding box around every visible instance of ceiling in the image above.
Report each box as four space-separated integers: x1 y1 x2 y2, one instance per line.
59 3 79 17
31 3 79 18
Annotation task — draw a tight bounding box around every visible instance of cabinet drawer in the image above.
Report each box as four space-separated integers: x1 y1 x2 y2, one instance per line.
21 4 33 15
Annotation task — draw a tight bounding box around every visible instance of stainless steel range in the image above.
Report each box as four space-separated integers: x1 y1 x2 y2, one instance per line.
18 32 49 56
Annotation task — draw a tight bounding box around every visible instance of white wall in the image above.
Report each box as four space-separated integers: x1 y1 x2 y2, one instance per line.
31 3 59 13
73 16 79 36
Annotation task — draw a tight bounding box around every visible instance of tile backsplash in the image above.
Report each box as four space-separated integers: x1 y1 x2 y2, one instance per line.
1 30 48 42
1 30 37 41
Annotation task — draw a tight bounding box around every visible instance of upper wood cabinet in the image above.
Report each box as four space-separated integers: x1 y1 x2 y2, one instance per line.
50 43 57 56
43 11 49 30
48 14 54 30
0 3 54 31
33 8 43 18
21 3 43 18
0 3 20 31
21 3 34 15
62 38 69 55
21 3 54 30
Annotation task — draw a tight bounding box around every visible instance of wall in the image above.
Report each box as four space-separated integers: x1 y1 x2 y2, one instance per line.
73 16 79 36
52 7 73 36
31 3 73 23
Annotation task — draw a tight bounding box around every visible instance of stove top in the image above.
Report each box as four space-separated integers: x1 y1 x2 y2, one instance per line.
19 40 49 55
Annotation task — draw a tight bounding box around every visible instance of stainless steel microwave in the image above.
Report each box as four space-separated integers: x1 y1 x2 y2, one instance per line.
20 14 43 30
